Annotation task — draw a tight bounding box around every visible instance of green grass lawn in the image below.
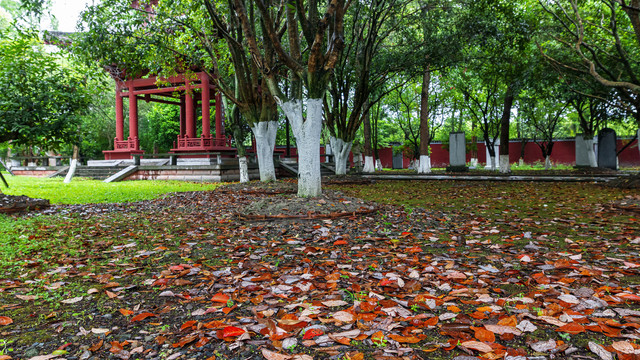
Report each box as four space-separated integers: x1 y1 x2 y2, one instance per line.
0 174 221 204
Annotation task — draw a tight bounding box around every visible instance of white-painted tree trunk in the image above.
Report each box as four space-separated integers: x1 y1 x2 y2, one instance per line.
363 156 375 173
375 159 383 171
470 158 478 169
490 156 497 171
585 138 597 167
544 156 552 170
251 121 278 182
329 137 352 175
417 155 431 174
238 156 249 183
499 155 510 173
281 99 323 197
64 159 77 183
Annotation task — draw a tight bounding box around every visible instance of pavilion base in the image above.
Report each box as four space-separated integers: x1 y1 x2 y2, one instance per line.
103 149 144 160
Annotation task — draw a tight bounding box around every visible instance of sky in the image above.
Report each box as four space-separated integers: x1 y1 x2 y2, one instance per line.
45 0 92 32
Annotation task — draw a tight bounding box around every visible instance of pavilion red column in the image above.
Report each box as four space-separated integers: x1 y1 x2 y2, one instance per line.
179 96 186 137
185 81 195 138
128 83 139 149
199 73 211 138
115 85 124 141
215 92 223 138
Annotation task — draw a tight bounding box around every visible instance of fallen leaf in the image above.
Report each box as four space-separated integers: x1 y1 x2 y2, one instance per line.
460 340 493 353
303 328 324 340
332 311 354 323
61 296 83 304
211 292 230 303
556 322 585 334
221 326 245 338
484 324 522 335
530 339 556 352
91 328 110 334
612 341 640 354
261 349 292 360
0 316 13 325
119 309 134 316
130 312 156 322
15 294 36 301
589 341 613 360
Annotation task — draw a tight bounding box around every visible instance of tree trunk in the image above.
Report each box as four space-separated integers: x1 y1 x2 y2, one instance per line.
64 145 79 184
363 102 375 173
544 156 551 170
499 84 514 174
330 137 352 175
251 121 278 182
418 65 431 174
375 159 383 171
238 156 249 182
282 98 323 197
585 138 597 167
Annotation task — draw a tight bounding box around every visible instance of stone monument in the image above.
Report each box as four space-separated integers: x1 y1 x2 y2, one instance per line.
447 132 468 172
597 128 617 170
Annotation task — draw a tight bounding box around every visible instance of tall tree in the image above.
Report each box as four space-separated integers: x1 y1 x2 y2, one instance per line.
238 0 349 196
0 30 91 151
539 0 640 158
324 0 408 175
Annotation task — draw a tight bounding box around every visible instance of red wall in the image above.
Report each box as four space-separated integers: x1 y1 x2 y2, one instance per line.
269 137 639 168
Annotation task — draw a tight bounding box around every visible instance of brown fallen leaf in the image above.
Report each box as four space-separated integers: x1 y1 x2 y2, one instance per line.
15 294 36 301
484 324 522 336
589 341 613 360
460 340 493 353
612 341 640 354
0 316 12 325
261 349 292 360
332 311 354 323
88 339 104 352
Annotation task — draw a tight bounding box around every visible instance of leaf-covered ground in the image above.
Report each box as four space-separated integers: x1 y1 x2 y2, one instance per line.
0 179 639 360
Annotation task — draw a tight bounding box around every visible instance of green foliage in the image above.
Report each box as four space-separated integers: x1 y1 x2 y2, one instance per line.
140 103 180 154
1 175 220 204
0 30 92 150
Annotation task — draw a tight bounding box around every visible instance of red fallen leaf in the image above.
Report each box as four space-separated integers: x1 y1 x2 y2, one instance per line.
406 246 422 253
169 265 184 271
401 231 413 237
334 240 348 245
618 293 640 302
211 292 230 303
380 278 394 286
556 322 585 334
221 326 245 338
0 317 13 325
130 312 157 322
119 309 134 316
303 328 324 340
181 320 197 331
